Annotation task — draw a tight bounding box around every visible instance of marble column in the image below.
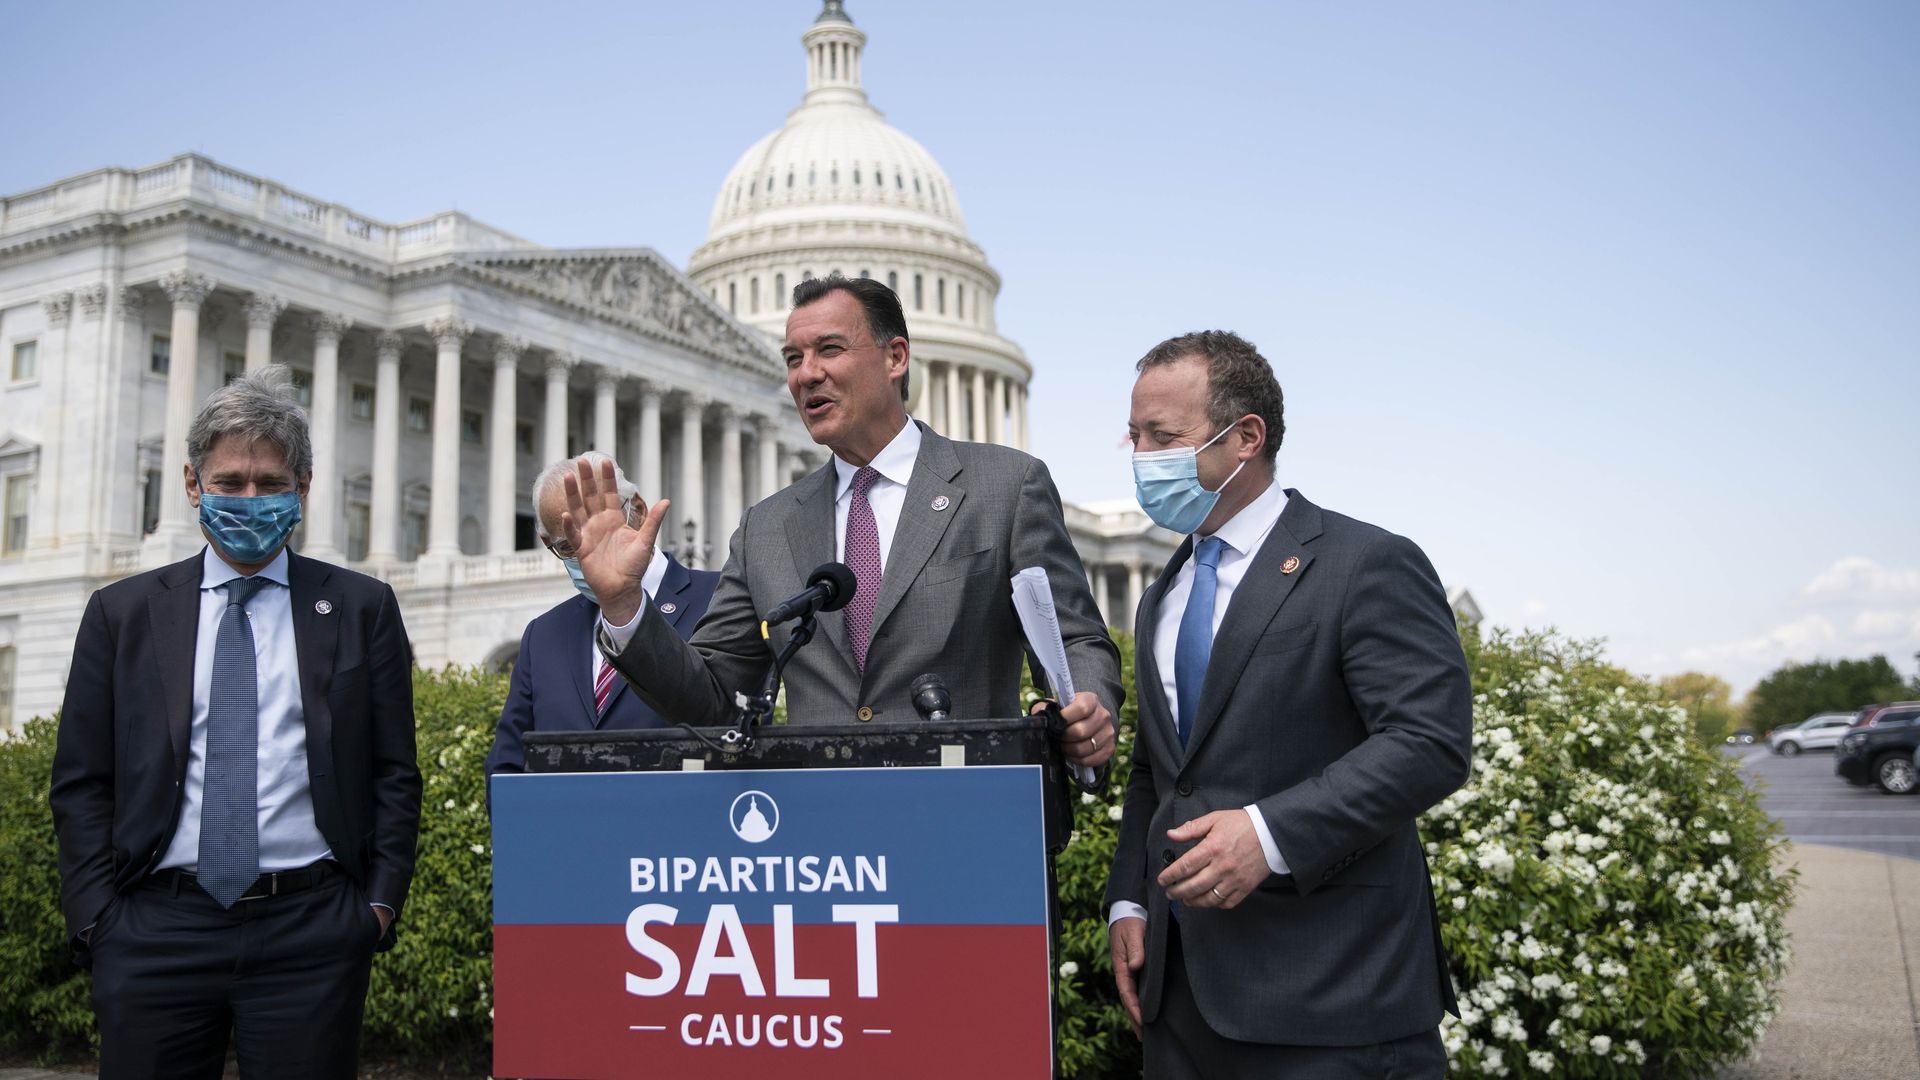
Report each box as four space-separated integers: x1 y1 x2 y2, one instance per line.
755 415 780 501
1015 383 1029 450
106 286 149 541
987 373 1006 445
543 353 572 464
678 395 706 563
149 270 214 549
593 368 618 452
943 362 962 440
489 337 525 554
910 361 931 425
970 366 988 442
776 443 796 490
243 294 286 374
303 312 351 561
716 404 742 538
1125 562 1144 634
635 380 662 500
1087 563 1108 629
425 316 470 558
26 292 71 550
367 332 404 561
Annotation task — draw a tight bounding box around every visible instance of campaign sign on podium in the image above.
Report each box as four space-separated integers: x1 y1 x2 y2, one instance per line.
491 765 1054 1078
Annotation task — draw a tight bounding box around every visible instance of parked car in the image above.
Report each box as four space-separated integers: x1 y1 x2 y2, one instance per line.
1725 728 1756 745
1770 713 1854 755
1848 701 1920 728
1836 704 1920 793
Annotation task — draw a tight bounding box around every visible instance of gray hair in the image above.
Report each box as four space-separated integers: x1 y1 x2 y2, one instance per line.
531 451 639 542
187 365 314 479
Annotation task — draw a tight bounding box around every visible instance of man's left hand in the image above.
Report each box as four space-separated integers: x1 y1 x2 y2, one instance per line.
372 905 393 936
1036 692 1114 769
1157 810 1269 909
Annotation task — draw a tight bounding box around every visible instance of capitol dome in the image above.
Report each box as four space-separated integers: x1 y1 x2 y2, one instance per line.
688 0 1031 449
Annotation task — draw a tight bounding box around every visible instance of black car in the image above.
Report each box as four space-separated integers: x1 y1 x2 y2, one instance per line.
1835 703 1920 793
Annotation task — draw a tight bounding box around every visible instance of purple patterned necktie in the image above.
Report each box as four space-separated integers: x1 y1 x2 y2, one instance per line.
843 466 883 672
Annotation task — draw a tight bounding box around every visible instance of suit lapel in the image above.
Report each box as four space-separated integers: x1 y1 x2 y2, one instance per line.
1184 491 1323 758
784 462 856 673
148 553 205 781
287 551 341 762
1133 540 1188 771
867 424 963 650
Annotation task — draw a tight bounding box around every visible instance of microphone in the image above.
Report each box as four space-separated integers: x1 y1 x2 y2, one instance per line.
911 673 951 723
763 562 858 624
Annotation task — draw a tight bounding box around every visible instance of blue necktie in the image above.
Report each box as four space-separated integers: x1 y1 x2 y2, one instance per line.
198 576 267 907
1173 537 1225 748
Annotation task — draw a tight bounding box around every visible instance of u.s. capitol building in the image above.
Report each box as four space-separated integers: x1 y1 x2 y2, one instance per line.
0 3 1200 729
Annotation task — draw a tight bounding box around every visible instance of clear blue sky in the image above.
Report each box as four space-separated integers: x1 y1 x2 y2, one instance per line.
9 1 1916 696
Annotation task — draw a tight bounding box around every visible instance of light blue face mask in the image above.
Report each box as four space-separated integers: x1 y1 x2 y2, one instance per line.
198 489 303 564
562 557 599 605
1132 424 1246 535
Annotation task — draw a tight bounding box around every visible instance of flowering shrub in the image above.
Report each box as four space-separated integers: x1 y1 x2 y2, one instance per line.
1429 629 1795 1077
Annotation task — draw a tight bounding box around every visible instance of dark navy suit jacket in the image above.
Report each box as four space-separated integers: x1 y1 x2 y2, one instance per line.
485 554 719 775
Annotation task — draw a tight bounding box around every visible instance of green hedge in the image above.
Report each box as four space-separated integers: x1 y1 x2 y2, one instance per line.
0 627 1792 1078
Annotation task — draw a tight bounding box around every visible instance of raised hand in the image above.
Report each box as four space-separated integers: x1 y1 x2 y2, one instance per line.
559 455 670 626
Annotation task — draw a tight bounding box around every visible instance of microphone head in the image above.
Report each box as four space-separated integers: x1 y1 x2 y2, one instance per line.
809 562 858 612
910 672 952 721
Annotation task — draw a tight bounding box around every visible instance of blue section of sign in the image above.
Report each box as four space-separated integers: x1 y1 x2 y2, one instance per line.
491 765 1049 927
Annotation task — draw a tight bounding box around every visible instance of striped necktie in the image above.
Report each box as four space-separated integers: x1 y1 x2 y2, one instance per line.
199 576 268 907
594 657 618 716
843 466 883 672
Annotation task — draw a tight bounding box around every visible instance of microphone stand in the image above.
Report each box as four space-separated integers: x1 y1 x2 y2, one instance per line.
719 613 818 755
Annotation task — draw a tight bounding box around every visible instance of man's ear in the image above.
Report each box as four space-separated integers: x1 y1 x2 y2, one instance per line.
1235 414 1267 463
297 472 313 499
184 464 201 509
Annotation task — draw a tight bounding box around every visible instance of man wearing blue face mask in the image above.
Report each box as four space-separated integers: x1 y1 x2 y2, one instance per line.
483 451 720 781
51 366 421 1079
1105 332 1472 1078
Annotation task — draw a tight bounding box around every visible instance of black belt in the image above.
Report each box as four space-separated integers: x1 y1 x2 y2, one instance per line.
162 860 339 902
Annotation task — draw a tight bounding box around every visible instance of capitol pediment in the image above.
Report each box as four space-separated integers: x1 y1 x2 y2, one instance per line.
458 250 779 376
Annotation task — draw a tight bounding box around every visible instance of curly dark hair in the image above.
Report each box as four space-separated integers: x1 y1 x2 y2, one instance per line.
1135 330 1284 464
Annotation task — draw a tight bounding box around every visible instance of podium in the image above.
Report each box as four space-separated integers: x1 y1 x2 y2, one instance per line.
492 718 1071 1079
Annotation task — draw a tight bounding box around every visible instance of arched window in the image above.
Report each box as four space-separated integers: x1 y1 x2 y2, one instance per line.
957 284 964 320
858 268 869 279
913 274 923 310
766 175 775 193
750 277 760 313
914 176 922 194
803 270 815 282
831 167 839 184
775 273 787 306
728 282 737 314
887 271 898 292
786 170 795 189
895 172 904 190
808 168 816 185
937 278 945 314
853 169 861 186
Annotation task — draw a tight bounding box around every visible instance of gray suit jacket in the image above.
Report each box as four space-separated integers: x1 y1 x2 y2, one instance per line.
1105 489 1470 1047
605 422 1122 729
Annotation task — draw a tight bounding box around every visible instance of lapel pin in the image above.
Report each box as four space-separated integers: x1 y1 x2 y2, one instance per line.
1281 556 1300 575
659 601 679 614
930 495 950 512
314 599 334 614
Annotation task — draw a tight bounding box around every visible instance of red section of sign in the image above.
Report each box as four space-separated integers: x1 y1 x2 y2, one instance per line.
495 922 1051 1079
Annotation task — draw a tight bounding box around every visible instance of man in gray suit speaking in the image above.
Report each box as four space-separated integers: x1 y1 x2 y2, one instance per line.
1106 331 1471 1078
563 275 1119 768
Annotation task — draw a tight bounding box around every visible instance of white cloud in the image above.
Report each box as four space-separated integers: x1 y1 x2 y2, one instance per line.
1849 609 1920 640
1804 557 1920 602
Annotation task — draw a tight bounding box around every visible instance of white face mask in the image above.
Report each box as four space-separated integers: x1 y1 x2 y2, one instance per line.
1131 424 1246 535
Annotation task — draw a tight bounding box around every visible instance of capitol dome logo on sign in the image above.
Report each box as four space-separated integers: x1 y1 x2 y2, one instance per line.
729 791 779 843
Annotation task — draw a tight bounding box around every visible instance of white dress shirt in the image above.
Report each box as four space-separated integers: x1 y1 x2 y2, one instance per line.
1109 480 1292 927
604 420 922 647
158 547 331 873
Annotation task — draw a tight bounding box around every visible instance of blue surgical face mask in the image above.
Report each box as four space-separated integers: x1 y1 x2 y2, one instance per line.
1132 424 1247 535
562 557 599 605
197 488 303 564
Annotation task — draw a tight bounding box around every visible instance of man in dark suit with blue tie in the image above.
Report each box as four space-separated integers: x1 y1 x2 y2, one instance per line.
484 452 720 778
50 367 421 1080
1105 332 1472 1078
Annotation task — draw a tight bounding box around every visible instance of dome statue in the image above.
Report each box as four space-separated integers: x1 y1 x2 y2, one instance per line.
736 795 775 842
688 2 1033 449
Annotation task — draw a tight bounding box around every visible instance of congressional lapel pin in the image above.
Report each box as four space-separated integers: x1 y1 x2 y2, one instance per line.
660 601 679 615
314 599 334 614
1281 556 1300 575
930 495 950 512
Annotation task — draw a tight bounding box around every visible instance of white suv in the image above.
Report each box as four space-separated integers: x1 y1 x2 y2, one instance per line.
1770 713 1854 756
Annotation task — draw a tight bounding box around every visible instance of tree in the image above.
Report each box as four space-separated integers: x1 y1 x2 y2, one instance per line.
1745 656 1910 736
1657 672 1735 743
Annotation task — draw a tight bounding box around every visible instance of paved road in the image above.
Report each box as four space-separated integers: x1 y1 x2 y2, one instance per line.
1727 744 1920 861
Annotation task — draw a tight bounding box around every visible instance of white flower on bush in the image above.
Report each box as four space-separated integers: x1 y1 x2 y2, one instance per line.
1058 960 1079 979
1527 1049 1555 1072
1589 1034 1612 1055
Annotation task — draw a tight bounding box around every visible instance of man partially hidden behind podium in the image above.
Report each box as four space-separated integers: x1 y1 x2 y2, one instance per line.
563 274 1119 768
484 452 720 778
50 368 420 1079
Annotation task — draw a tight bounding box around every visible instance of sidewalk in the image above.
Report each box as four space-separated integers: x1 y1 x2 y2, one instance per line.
1717 842 1920 1079
5 842 1914 1079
